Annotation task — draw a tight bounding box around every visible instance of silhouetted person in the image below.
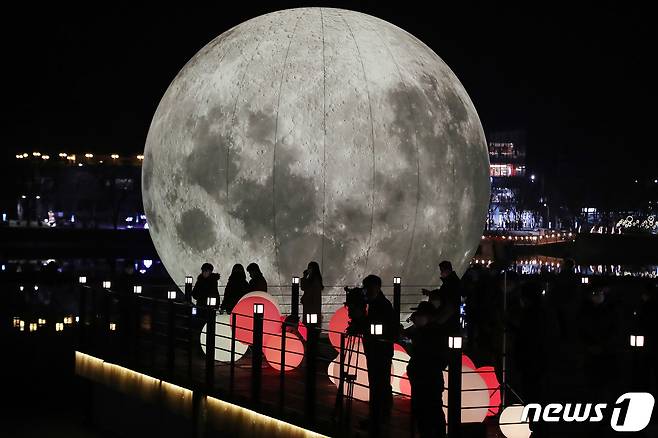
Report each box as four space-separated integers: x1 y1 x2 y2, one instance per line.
580 287 621 401
301 261 324 325
405 301 448 438
220 264 249 313
361 274 396 437
550 258 579 340
514 282 553 407
191 263 220 309
431 261 462 334
244 262 267 292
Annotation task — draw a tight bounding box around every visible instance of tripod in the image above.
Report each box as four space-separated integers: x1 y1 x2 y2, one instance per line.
333 332 363 428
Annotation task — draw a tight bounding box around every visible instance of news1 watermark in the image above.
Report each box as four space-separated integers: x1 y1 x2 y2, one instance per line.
499 392 655 437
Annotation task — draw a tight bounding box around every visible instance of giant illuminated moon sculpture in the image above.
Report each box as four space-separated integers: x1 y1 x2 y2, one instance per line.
142 8 490 303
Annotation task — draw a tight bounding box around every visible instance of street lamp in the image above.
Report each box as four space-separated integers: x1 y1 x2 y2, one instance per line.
306 313 318 324
448 336 463 349
78 276 87 284
206 297 217 307
133 285 142 294
630 335 645 348
370 323 383 335
167 290 177 300
102 281 111 289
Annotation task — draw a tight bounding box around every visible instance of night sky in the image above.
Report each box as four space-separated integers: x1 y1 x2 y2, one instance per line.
4 2 653 207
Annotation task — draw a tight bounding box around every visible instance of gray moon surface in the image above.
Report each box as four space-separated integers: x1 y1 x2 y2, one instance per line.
142 7 490 294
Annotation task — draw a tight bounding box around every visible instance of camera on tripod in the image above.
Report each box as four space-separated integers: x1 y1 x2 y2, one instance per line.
343 286 367 334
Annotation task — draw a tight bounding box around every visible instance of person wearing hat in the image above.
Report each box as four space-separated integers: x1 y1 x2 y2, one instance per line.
405 300 449 438
191 262 220 309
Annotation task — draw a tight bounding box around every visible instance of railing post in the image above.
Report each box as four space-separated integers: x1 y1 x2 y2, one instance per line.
291 277 300 319
279 320 287 411
78 282 87 352
334 332 346 424
230 314 237 396
184 276 194 303
393 277 401 323
132 294 141 371
188 305 196 381
167 299 176 377
251 304 264 405
447 336 462 438
305 314 318 426
205 307 216 391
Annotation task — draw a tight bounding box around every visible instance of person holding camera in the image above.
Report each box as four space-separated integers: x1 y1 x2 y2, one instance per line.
421 260 462 333
360 274 396 436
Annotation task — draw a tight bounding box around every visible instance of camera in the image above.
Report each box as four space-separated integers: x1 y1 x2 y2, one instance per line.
343 286 367 333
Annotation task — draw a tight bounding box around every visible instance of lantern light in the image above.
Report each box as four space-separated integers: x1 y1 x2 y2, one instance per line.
109 323 116 331
56 323 64 332
393 277 401 284
13 317 20 328
133 285 142 294
630 335 645 348
370 323 383 335
581 277 589 284
38 318 46 326
75 316 80 323
59 153 67 158
306 313 318 324
102 281 111 289
137 154 144 160
33 152 41 157
78 276 87 284
64 316 73 325
449 336 463 349
191 307 197 316
19 320 25 331
34 285 39 291
185 276 193 285
29 322 38 332
85 153 93 158
111 154 119 159
19 286 24 292
207 297 217 307
292 276 299 285
167 290 177 300
253 303 264 314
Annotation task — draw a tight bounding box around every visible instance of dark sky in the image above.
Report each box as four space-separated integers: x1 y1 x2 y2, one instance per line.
3 2 653 206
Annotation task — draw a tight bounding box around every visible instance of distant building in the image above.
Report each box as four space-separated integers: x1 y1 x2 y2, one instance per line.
487 130 542 230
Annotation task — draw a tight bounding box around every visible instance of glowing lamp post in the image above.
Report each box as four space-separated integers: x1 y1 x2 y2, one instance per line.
64 316 73 325
370 323 383 336
184 276 194 302
133 285 142 294
630 335 645 348
449 336 463 349
393 276 401 322
448 335 463 437
19 286 24 292
78 276 87 284
167 290 177 300
306 313 318 325
581 277 589 284
29 322 37 332
38 318 46 326
291 276 300 319
56 323 64 332
109 323 116 331
252 302 265 404
102 281 112 289
191 307 197 316
206 297 217 307
19 320 25 331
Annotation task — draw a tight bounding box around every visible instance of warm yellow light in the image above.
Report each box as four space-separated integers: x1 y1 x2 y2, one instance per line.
85 153 93 158
59 153 67 157
23 153 29 158
111 154 119 159
64 316 73 325
33 152 41 157
38 318 46 325
29 322 38 332
56 322 64 332
13 317 20 328
67 154 76 161
137 154 144 160
109 323 116 331
42 155 50 160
